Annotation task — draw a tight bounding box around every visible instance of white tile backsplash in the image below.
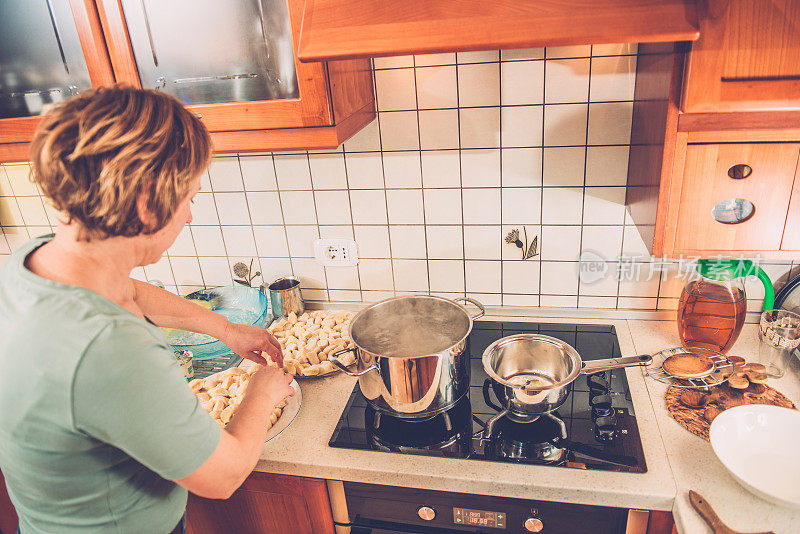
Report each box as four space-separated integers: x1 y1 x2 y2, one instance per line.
382 152 423 188
501 60 544 105
421 151 461 188
355 226 391 258
375 68 418 111
423 188 462 225
7 43 772 310
415 65 458 109
463 188 501 225
501 148 541 187
544 104 588 146
393 259 429 291
309 153 348 190
428 260 465 292
220 225 257 257
544 59 590 104
274 154 312 190
458 63 500 107
246 191 284 225
388 225 427 259
501 105 544 148
542 147 585 187
279 191 317 225
459 107 501 148
464 226 501 260
239 155 277 191
418 109 460 150
314 190 352 225
378 111 420 151
208 158 244 191
426 225 463 259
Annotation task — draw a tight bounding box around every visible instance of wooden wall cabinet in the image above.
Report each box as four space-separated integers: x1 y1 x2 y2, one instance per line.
0 0 375 163
186 472 335 534
626 0 800 260
682 0 800 113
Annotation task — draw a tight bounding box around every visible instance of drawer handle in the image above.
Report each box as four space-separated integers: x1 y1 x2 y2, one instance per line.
712 198 755 224
727 164 752 179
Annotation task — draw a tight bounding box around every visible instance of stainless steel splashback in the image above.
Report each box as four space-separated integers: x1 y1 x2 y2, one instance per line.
0 0 92 118
120 0 300 105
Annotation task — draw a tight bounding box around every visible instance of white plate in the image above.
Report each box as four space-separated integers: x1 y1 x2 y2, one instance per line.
265 379 302 443
709 404 800 509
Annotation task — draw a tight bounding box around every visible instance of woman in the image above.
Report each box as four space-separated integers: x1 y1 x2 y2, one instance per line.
0 86 293 533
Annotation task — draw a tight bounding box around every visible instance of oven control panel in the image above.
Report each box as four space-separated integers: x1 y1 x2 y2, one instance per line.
453 507 507 529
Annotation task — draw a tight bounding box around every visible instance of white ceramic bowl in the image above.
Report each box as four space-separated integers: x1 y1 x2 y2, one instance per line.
709 404 800 509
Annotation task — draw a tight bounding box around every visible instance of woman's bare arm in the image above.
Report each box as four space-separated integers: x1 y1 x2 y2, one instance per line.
131 279 282 364
175 366 295 498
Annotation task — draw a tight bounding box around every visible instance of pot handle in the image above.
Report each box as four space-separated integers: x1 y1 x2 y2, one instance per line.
482 378 505 412
581 354 653 374
455 297 485 320
328 348 378 377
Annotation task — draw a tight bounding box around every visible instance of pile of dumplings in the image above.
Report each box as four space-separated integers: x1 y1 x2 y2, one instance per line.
265 310 357 377
190 366 287 428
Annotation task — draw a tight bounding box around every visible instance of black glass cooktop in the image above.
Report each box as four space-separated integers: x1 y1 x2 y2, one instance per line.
329 321 647 473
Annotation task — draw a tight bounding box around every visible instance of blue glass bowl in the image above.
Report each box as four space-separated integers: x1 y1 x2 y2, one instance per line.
164 286 271 360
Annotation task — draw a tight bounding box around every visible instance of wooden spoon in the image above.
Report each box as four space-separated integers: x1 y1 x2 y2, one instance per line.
689 490 774 534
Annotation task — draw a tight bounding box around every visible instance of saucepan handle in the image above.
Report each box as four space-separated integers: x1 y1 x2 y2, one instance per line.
581 354 653 374
455 297 485 320
328 348 378 377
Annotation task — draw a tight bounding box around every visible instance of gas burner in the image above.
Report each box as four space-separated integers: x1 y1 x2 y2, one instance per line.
364 396 473 458
484 412 570 464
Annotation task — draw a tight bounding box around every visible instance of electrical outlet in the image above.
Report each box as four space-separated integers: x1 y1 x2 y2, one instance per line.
313 239 359 267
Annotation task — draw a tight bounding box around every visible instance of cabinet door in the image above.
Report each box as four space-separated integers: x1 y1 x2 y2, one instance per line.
186 472 334 534
96 0 333 133
0 0 115 146
0 470 18 534
672 143 800 253
682 0 800 112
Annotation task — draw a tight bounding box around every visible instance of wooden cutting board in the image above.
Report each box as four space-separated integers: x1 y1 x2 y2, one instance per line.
665 384 796 441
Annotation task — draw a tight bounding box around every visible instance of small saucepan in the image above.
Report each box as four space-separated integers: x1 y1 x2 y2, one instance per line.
482 334 652 418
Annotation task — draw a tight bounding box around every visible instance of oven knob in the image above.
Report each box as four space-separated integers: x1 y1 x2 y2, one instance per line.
524 516 544 532
417 506 436 521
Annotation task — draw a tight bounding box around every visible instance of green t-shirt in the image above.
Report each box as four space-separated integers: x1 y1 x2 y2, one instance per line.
0 236 221 533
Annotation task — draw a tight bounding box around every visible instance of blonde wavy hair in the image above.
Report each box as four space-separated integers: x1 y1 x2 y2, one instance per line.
30 85 212 241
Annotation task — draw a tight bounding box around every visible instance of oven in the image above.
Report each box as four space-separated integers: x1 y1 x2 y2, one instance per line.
335 482 629 534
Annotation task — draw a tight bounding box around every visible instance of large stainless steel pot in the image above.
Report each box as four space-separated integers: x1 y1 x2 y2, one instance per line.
482 334 652 420
330 295 484 419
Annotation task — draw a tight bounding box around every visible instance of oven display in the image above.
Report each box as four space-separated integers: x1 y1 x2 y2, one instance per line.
453 508 506 529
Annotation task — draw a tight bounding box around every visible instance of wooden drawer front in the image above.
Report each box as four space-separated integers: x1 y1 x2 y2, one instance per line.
673 143 800 252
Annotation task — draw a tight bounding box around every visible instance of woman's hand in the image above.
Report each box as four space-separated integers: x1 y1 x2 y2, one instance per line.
248 365 295 406
220 322 283 367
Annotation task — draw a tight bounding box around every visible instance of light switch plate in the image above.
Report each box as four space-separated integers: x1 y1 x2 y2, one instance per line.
313 238 359 266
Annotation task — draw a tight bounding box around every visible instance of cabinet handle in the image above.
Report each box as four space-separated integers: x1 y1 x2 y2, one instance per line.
193 113 203 119
727 164 752 179
711 198 755 224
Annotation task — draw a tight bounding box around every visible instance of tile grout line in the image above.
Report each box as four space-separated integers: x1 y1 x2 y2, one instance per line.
340 144 364 302
373 60 397 297
498 56 504 306
305 152 331 301
575 47 592 309
271 154 296 297
455 53 469 300
235 156 265 292
412 54 432 296
538 52 546 304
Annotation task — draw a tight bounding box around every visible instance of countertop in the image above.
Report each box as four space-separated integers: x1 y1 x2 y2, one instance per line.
252 314 800 533
630 320 800 534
